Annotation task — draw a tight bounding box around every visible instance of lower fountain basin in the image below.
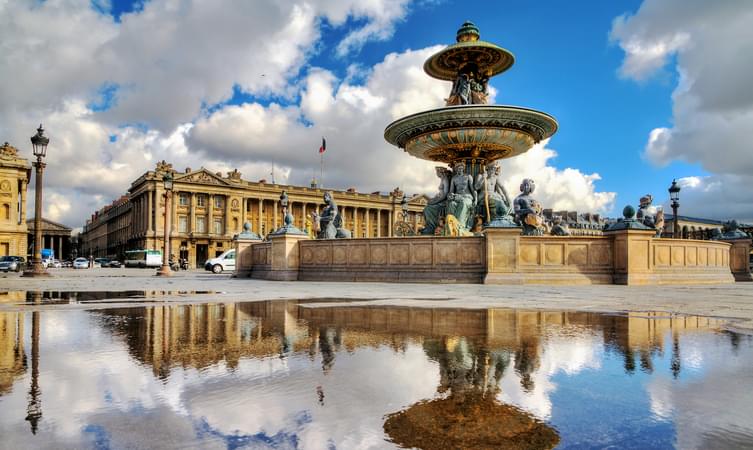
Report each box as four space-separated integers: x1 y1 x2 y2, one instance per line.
384 105 558 163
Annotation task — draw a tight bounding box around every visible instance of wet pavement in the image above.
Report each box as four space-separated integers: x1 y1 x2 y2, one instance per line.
1 299 752 449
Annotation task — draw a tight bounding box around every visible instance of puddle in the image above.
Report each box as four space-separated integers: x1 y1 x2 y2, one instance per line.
0 301 752 449
0 290 217 305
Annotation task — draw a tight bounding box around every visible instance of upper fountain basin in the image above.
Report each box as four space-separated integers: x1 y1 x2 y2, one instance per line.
384 105 558 163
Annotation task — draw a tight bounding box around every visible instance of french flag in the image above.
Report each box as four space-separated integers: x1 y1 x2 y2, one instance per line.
319 137 326 154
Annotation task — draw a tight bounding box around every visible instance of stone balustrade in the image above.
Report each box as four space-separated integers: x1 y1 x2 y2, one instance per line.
234 226 742 285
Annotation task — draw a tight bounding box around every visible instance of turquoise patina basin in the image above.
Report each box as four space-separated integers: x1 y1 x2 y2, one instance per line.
384 105 558 163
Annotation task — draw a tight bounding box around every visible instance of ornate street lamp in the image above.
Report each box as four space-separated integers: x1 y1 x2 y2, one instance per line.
156 173 174 276
669 179 681 239
23 125 50 277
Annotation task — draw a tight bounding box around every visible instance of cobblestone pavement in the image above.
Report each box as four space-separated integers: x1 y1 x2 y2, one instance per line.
1 267 753 332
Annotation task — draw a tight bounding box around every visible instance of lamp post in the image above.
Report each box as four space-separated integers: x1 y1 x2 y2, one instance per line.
156 173 173 276
23 125 50 277
669 179 681 239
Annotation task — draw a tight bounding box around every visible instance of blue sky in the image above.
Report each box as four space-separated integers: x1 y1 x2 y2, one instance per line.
2 0 750 225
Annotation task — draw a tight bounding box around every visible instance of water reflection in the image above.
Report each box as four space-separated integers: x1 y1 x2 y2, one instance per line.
0 301 751 449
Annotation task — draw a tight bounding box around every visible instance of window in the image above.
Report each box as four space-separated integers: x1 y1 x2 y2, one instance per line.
214 196 223 209
226 251 235 260
179 193 189 206
2 204 9 220
213 219 223 234
197 195 206 207
196 216 207 233
178 216 188 232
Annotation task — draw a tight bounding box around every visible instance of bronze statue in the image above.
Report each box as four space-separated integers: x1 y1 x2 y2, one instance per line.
636 194 657 229
311 192 351 239
475 162 513 226
514 178 545 236
422 166 451 235
446 162 477 233
550 215 570 236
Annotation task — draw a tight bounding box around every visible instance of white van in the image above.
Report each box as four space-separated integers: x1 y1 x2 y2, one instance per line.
204 249 236 274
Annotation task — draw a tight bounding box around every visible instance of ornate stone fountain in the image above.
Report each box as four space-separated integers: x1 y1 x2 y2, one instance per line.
384 22 557 234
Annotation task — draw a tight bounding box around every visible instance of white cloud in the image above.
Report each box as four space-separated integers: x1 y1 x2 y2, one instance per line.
611 0 753 220
1 0 614 227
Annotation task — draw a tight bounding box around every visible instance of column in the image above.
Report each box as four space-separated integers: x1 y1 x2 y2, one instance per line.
58 236 63 259
240 198 246 228
208 194 214 236
273 201 278 229
388 211 393 237
147 189 153 234
365 208 371 238
353 207 359 237
257 198 263 236
172 191 178 233
190 193 196 233
224 194 230 235
301 203 307 229
377 209 381 237
19 181 27 225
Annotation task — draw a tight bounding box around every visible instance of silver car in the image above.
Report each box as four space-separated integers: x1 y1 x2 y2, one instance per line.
73 257 90 269
0 256 26 272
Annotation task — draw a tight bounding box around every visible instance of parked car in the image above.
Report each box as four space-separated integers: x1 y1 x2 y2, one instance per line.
107 260 122 268
0 256 26 272
50 259 62 268
94 257 109 268
62 260 73 268
204 249 236 274
73 257 90 269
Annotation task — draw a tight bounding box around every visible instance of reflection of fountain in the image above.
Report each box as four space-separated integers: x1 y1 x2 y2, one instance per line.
384 336 559 450
385 22 557 234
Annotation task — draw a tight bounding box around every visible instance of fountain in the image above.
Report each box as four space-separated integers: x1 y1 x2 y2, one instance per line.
385 21 558 234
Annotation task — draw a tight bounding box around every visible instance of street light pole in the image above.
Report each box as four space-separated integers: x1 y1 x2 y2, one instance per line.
156 173 173 276
668 179 681 239
23 125 50 277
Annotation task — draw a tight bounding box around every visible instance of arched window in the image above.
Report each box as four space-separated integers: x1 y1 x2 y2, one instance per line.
682 225 689 239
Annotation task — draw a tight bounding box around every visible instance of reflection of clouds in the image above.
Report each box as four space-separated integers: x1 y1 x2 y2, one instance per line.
0 311 437 449
186 346 437 449
645 333 753 449
499 332 603 420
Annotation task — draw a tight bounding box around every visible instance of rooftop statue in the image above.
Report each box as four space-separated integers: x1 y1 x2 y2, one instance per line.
475 162 514 227
445 162 477 233
422 166 451 235
513 178 545 236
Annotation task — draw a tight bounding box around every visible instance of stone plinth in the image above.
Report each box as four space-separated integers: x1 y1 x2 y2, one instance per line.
722 238 752 282
266 233 310 281
606 227 735 285
484 227 524 284
233 236 262 278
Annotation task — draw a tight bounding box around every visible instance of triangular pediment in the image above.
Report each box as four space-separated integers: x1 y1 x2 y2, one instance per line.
26 217 73 233
174 168 232 186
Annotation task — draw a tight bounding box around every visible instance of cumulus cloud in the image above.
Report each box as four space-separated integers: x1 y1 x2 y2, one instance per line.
1 0 614 227
611 0 753 219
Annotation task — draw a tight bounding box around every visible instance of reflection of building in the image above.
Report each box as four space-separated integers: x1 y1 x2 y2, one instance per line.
0 142 30 257
26 218 73 260
90 302 727 381
80 161 426 267
0 311 26 395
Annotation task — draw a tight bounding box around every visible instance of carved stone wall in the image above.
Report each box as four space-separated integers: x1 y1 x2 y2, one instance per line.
298 236 486 283
515 236 614 284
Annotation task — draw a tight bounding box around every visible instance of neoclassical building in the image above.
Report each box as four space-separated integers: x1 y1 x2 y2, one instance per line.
79 161 426 267
0 142 30 257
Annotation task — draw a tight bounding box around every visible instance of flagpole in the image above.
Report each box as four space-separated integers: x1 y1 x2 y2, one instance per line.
320 152 323 188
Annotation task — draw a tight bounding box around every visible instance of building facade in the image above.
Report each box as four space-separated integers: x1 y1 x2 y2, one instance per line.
80 161 426 267
26 218 73 260
0 142 30 257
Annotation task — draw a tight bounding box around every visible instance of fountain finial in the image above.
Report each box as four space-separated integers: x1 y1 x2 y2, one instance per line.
456 21 480 42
